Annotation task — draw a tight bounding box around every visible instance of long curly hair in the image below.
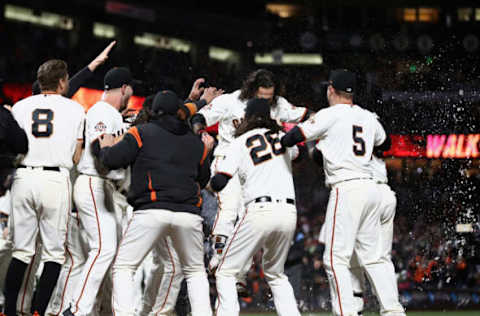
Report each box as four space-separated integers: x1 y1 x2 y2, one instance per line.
238 69 285 107
235 115 282 137
132 95 155 126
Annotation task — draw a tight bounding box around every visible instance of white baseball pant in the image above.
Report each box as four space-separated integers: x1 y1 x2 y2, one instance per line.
47 211 88 316
210 156 251 285
10 168 70 265
139 237 184 316
214 202 301 316
322 179 404 316
111 209 211 316
69 174 121 316
349 184 404 316
210 156 243 237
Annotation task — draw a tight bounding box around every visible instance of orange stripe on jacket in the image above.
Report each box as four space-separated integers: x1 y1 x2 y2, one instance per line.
200 144 208 165
128 127 143 148
184 102 197 116
148 172 157 202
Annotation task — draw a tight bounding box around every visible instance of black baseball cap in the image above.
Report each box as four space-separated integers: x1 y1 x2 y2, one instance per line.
322 69 356 94
245 98 271 119
104 67 138 90
152 90 196 121
152 90 182 115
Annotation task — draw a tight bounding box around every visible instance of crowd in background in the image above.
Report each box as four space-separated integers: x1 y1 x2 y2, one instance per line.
1 19 480 311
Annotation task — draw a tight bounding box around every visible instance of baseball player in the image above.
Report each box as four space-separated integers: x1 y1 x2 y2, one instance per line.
190 69 310 282
135 85 223 316
63 67 135 316
348 137 403 316
281 69 404 316
209 98 304 316
4 59 85 316
27 41 116 316
93 90 214 316
317 152 404 315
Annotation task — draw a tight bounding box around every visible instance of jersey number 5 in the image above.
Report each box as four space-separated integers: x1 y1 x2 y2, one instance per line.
32 109 54 137
246 131 285 165
352 125 365 156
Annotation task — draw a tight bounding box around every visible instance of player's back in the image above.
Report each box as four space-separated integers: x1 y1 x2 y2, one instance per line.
232 127 297 204
199 90 306 156
12 94 85 170
77 101 125 180
314 104 385 186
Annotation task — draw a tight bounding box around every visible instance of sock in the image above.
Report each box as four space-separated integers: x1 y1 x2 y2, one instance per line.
175 280 189 316
4 258 29 316
32 262 61 316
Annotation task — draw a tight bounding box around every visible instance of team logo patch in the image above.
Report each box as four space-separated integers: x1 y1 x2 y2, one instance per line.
95 121 107 132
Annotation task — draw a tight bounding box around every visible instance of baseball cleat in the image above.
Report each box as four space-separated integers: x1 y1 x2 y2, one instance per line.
236 282 250 297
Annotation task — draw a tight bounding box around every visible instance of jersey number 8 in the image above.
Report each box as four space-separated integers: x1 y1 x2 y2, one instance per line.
246 131 285 165
32 109 54 137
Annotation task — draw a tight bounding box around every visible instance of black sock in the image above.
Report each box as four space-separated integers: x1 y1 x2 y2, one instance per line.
31 262 61 316
175 280 189 316
4 258 29 316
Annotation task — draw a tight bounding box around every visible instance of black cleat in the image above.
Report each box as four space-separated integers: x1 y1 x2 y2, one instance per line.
236 282 250 298
62 308 74 316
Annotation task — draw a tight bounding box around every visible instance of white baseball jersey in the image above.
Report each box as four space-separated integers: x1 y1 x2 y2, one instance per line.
77 101 126 180
216 128 298 204
12 94 85 170
299 104 386 186
370 155 388 184
0 190 11 216
199 90 307 156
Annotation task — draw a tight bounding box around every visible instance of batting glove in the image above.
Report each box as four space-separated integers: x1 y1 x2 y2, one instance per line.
208 234 228 274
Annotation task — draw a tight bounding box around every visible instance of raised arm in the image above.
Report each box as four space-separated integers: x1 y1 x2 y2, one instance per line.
67 41 116 98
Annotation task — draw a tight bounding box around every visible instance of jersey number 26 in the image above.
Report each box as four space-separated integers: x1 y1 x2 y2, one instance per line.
246 131 285 165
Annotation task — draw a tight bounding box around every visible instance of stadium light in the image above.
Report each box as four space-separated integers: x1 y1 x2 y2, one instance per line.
4 4 73 30
254 53 323 65
209 47 240 63
134 33 191 53
93 22 116 39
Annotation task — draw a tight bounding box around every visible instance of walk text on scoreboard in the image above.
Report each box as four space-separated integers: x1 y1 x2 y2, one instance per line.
384 134 480 159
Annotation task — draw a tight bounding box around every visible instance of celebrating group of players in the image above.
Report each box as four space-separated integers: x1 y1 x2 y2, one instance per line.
0 39 407 316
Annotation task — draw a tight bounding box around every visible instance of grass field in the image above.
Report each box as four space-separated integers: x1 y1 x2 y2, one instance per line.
243 312 480 316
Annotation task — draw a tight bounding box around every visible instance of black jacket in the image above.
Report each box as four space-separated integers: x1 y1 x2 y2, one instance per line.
0 106 28 169
93 115 210 215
